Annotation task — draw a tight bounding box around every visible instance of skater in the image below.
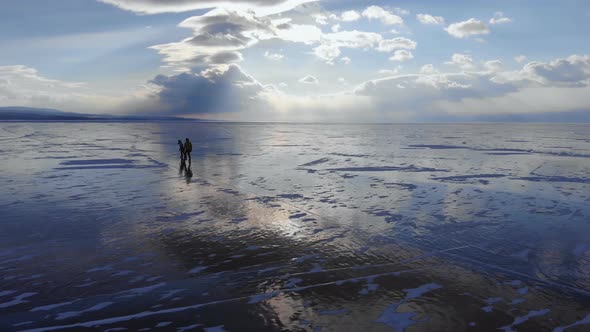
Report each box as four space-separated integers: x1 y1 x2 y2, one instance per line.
177 140 185 161
184 138 193 163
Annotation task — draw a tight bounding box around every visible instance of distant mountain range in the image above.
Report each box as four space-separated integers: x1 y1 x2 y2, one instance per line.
0 107 205 121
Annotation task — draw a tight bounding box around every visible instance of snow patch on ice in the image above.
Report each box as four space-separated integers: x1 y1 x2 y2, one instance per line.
499 309 550 332
291 254 319 264
0 292 36 308
376 283 441 330
31 301 74 312
123 282 166 296
178 324 203 331
87 265 113 273
248 291 280 304
189 266 208 274
56 302 113 320
376 308 421 331
404 283 442 300
553 314 590 332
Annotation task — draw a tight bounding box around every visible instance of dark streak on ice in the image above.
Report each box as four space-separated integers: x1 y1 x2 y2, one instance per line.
433 174 507 181
326 165 447 173
514 175 590 184
299 158 331 167
60 159 135 165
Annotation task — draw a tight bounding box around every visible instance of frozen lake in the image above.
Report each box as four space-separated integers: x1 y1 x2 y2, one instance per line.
1 122 589 331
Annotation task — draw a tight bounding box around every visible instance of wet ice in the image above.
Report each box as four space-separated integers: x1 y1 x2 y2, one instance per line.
1 122 590 331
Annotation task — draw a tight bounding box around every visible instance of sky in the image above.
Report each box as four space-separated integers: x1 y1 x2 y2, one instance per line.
1 0 590 122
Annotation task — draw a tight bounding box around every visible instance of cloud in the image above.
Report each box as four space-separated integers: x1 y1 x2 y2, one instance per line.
0 65 85 106
491 55 590 88
353 70 520 120
393 8 410 16
98 0 317 16
148 4 400 68
378 68 399 76
151 4 420 68
139 54 590 121
514 55 527 63
416 13 445 25
419 64 439 75
436 85 590 119
150 8 277 66
340 56 351 65
150 7 326 67
312 30 383 64
149 64 267 115
376 37 417 52
314 14 328 25
340 10 361 22
445 18 490 38
351 54 590 121
313 44 341 64
118 53 590 121
274 23 323 43
299 75 319 84
445 53 475 70
484 59 503 72
0 65 142 113
264 51 284 60
522 55 590 86
190 51 244 65
489 12 512 25
390 50 413 62
0 65 83 90
362 6 404 26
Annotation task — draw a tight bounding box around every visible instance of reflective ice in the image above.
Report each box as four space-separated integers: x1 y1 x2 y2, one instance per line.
0 122 589 331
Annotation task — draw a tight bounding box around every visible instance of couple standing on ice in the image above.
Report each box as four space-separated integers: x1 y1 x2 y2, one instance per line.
178 138 193 163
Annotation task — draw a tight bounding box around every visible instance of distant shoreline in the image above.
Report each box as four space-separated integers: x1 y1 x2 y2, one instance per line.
1 120 589 125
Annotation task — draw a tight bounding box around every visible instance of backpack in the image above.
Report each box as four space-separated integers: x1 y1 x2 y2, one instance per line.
185 141 193 152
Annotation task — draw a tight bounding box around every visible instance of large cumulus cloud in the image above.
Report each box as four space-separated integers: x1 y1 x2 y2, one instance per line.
492 55 590 87
149 64 268 115
522 55 590 86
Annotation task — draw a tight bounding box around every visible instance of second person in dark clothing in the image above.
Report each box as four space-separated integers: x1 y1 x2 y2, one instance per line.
177 140 185 161
184 138 193 163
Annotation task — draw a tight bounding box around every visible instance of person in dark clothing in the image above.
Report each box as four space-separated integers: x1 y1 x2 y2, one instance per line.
184 138 193 163
177 140 185 161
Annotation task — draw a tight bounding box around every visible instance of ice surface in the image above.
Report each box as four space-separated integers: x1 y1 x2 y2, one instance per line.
1 123 589 331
